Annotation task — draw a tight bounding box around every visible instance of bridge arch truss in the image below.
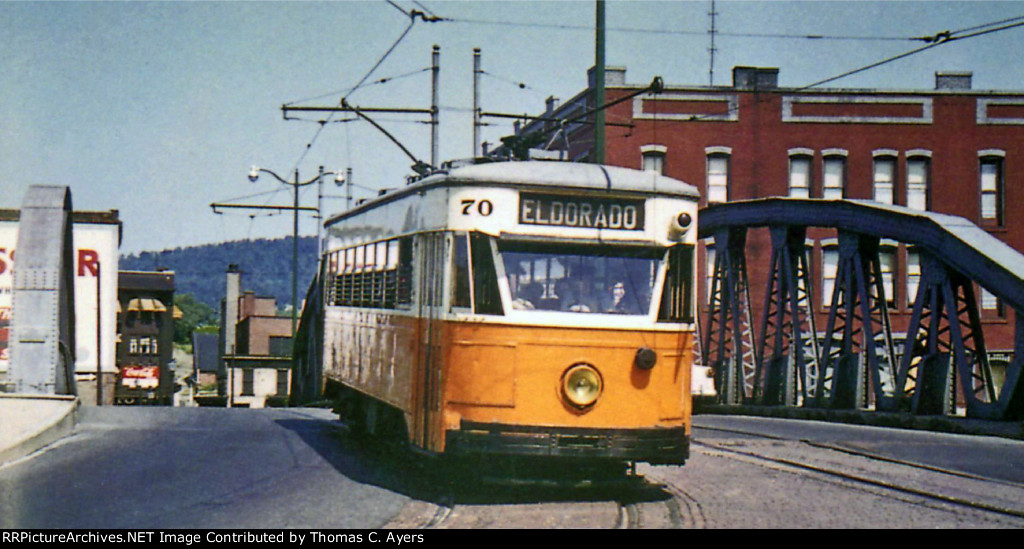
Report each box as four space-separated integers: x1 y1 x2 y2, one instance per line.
699 198 1024 420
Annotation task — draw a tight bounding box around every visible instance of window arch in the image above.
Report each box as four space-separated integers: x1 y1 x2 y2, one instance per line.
872 150 898 205
822 149 848 200
788 148 814 198
640 144 667 174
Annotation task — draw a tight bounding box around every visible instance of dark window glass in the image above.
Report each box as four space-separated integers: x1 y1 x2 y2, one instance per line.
658 245 694 323
471 233 504 315
241 369 254 396
276 369 289 396
452 234 471 308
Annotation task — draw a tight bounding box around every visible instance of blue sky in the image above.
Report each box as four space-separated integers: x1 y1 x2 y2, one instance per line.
2 1 1023 254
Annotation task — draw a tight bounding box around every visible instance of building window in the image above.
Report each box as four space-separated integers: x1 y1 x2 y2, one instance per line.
276 369 289 396
980 155 1005 225
706 153 729 204
873 154 897 205
980 287 1004 318
822 155 846 200
789 154 812 198
269 336 292 357
907 247 921 307
241 369 254 396
822 245 838 306
706 245 716 302
879 246 897 307
641 145 667 174
906 156 930 211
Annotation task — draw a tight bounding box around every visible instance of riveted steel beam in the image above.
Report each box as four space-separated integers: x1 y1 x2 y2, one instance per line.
8 186 77 396
701 198 1019 419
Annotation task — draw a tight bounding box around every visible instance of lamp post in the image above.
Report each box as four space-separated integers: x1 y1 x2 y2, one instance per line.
247 166 342 341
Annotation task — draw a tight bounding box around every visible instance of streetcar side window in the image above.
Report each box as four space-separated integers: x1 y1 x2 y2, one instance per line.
396 237 413 306
470 233 504 315
658 244 694 323
326 237 414 310
451 234 472 309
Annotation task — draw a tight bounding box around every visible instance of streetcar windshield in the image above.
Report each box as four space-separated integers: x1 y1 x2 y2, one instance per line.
499 243 662 315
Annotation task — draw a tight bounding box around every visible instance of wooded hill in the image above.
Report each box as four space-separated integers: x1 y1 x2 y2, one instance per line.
120 237 319 312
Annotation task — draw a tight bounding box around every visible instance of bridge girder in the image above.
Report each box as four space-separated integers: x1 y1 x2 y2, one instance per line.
700 198 1024 420
7 186 77 396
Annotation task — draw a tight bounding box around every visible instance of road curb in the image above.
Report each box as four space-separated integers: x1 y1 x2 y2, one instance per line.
0 394 79 467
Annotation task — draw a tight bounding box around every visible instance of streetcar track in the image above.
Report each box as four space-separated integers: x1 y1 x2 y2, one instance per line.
698 424 1024 488
422 499 454 528
692 428 1024 521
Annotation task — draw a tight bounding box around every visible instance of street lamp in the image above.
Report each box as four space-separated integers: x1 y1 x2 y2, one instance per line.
247 165 343 341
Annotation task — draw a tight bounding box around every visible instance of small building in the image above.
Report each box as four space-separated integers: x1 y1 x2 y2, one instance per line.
116 270 176 405
218 266 293 408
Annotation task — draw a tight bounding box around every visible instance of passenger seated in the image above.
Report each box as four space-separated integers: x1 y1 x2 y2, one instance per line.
512 282 544 310
602 281 635 314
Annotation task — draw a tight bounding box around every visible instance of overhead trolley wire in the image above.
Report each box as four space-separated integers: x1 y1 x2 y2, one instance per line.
799 17 1024 90
614 13 1024 135
432 15 927 42
220 4 435 212
282 67 432 108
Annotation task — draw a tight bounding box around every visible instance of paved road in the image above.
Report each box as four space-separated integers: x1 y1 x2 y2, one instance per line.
0 406 409 529
5 408 1024 529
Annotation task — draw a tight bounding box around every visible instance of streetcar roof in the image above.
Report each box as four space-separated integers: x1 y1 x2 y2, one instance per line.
324 161 699 226
442 161 699 197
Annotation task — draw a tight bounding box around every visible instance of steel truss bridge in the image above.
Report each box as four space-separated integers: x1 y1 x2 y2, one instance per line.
699 198 1024 421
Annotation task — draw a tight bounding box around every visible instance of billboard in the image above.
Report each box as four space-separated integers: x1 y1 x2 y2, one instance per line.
0 213 120 378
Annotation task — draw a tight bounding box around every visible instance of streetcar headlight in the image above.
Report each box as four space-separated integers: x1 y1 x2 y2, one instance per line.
668 211 693 241
562 364 603 409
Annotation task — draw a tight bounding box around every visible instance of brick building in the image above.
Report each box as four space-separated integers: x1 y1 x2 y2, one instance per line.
218 266 292 408
504 66 1024 351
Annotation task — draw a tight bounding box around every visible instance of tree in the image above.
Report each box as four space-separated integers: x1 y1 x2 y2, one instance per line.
174 292 218 345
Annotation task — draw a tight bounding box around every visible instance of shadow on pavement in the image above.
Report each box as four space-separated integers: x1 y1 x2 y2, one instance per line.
275 416 671 506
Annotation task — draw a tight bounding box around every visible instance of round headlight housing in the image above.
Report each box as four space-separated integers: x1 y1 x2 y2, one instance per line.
562 363 603 409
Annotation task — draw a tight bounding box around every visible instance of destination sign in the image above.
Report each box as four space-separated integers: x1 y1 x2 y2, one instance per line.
519 193 645 230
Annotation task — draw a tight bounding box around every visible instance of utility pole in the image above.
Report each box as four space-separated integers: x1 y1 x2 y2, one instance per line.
473 48 481 158
431 45 440 168
594 0 606 164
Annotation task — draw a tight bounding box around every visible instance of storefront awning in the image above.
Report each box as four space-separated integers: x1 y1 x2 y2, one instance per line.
127 298 168 312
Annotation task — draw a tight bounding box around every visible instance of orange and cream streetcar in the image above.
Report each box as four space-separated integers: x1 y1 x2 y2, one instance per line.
315 160 698 467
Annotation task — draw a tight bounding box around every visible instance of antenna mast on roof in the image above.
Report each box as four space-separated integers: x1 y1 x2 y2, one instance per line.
708 0 718 86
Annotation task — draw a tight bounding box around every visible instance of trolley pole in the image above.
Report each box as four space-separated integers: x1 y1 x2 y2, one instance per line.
473 47 481 158
431 45 440 168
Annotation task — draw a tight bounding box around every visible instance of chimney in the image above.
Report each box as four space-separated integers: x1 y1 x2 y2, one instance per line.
935 71 972 90
587 66 627 88
545 96 560 115
733 66 779 90
223 264 241 356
